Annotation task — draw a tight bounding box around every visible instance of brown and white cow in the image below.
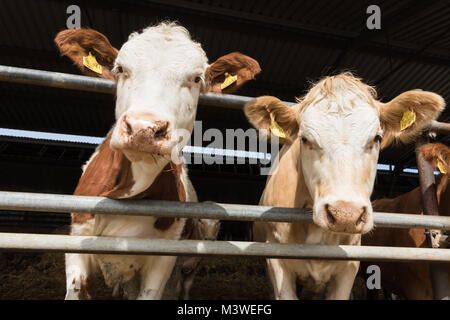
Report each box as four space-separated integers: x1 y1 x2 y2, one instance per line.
244 73 445 299
55 22 260 299
363 143 450 300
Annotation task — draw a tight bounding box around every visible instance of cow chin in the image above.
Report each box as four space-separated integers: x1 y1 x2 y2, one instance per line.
121 149 167 163
111 139 175 163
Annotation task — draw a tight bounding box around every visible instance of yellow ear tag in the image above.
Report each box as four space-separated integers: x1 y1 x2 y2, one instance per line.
400 109 416 131
437 158 447 175
269 120 286 138
220 72 237 90
83 52 103 74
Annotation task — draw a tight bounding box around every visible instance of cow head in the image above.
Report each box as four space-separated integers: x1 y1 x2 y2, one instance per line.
55 23 260 163
197 218 221 241
245 73 445 234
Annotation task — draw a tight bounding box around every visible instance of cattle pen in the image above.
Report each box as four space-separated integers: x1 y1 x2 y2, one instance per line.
0 66 449 299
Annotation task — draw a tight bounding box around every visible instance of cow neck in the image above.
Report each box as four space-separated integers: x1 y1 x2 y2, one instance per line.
436 174 449 217
261 138 312 209
73 132 185 230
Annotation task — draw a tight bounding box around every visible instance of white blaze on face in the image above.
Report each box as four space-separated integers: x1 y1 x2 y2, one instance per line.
298 82 381 234
110 23 209 161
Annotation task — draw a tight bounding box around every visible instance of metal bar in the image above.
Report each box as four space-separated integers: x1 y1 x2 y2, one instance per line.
0 65 115 94
428 120 450 136
0 65 448 123
2 65 450 120
0 191 450 230
0 65 292 108
0 232 448 262
416 136 450 300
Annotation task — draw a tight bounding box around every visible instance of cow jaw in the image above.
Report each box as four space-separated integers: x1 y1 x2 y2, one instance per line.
299 94 380 234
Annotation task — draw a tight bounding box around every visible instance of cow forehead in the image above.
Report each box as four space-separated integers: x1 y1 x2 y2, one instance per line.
117 24 208 74
299 98 380 146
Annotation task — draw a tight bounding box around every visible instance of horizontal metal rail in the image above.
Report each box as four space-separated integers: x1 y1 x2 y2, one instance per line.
428 120 450 136
0 65 282 108
2 65 449 133
0 232 448 262
0 191 450 230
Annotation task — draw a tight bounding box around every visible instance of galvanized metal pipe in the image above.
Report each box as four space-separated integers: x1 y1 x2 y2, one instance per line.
2 66 449 127
0 65 116 94
1 191 450 230
416 136 450 300
0 65 295 109
0 232 449 262
427 120 450 136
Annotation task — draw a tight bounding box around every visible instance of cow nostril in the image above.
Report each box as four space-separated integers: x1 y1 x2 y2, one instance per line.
124 118 133 135
325 204 336 225
355 207 367 226
154 122 168 139
154 127 167 139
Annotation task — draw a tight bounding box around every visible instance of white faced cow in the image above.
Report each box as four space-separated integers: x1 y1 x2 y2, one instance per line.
55 22 260 299
245 73 445 299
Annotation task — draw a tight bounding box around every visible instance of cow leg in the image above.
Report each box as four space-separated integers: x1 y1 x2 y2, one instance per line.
65 253 96 300
137 256 177 300
65 219 97 300
267 258 297 300
181 271 197 300
180 257 201 300
325 261 359 300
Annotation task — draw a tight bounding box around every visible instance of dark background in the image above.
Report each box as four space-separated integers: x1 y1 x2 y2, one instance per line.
0 0 448 236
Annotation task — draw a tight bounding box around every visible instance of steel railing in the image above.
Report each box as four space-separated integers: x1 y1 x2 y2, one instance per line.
0 65 449 297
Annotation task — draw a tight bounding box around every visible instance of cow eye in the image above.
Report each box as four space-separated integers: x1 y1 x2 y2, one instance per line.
194 76 201 83
115 65 123 74
374 134 383 143
301 137 308 143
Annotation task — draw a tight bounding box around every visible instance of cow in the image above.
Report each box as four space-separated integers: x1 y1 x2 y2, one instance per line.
362 142 450 300
244 73 445 299
54 22 260 299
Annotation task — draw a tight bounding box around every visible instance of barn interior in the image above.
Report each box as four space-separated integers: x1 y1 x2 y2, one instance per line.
0 0 448 299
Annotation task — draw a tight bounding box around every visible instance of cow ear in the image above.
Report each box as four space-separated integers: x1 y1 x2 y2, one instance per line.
55 28 118 80
379 90 445 149
417 143 450 175
244 96 299 143
205 52 261 94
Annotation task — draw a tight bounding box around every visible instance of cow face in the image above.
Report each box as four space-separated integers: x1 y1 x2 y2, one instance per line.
297 77 381 234
197 218 221 241
55 23 260 163
245 73 445 234
109 24 209 162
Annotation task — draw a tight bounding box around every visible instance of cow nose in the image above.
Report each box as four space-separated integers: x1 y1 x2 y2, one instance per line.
115 113 171 154
324 201 368 233
122 115 169 140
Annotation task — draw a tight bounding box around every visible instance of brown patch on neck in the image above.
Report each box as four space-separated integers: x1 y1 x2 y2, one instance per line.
436 174 450 217
74 133 135 198
135 162 186 231
71 133 134 225
72 133 186 231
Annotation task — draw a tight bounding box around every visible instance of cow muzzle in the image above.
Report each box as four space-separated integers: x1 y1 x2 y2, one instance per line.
111 113 172 155
322 200 370 234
